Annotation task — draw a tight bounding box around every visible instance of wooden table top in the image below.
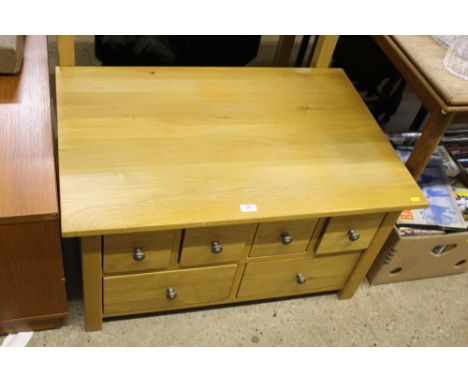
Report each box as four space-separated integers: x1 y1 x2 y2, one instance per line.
0 36 58 224
57 67 426 237
393 35 468 106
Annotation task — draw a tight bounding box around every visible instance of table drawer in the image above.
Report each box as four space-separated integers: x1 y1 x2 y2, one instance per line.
103 230 180 274
250 219 318 257
103 264 237 315
237 253 360 299
315 213 385 255
180 224 254 267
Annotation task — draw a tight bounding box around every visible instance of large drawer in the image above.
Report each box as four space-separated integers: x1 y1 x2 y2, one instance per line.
249 219 318 257
315 213 384 255
103 230 180 274
180 224 254 267
103 264 237 315
237 253 360 299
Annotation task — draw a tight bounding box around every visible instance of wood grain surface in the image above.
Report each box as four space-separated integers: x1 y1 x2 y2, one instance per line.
0 221 67 323
393 36 468 107
104 264 237 315
180 224 254 267
0 36 58 223
315 213 385 255
250 219 318 257
103 230 180 274
237 252 360 299
56 67 426 237
81 236 103 331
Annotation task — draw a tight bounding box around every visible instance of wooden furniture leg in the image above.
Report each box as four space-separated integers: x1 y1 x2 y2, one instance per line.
57 35 75 66
81 236 102 331
338 212 400 299
310 35 339 68
406 110 454 179
274 36 296 67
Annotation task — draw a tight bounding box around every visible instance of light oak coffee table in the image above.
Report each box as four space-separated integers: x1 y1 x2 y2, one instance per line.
56 64 426 331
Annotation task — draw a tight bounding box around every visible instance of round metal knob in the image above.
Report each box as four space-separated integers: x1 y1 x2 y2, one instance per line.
166 287 177 300
211 241 223 254
133 248 145 262
347 229 360 242
296 273 306 285
280 232 293 245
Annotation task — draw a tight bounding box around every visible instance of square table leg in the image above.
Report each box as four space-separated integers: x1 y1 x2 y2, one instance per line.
339 211 400 299
81 236 102 331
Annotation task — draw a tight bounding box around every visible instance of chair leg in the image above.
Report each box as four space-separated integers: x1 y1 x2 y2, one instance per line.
310 35 339 68
274 36 296 67
295 36 311 67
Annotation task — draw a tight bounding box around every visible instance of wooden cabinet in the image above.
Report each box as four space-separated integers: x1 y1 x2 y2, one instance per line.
0 36 67 334
56 67 427 330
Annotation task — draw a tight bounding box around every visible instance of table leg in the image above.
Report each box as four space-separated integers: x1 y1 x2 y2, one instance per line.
406 110 454 179
81 236 102 331
274 36 295 67
339 212 400 299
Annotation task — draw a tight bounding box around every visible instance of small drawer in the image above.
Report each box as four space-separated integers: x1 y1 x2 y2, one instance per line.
180 224 254 267
103 264 237 315
315 213 384 255
103 230 180 274
237 253 360 299
250 219 318 257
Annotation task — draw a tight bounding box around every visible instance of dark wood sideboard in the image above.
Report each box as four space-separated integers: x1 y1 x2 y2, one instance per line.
0 35 67 334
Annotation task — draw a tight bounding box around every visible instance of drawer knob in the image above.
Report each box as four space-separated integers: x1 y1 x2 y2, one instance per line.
166 287 177 300
133 248 145 261
296 273 306 285
211 241 223 254
347 229 360 242
280 232 293 245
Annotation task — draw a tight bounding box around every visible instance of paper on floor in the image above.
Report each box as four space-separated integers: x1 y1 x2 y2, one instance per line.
1 332 33 347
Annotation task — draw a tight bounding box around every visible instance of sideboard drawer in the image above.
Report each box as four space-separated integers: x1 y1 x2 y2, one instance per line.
103 230 180 274
250 219 318 257
103 264 237 315
237 253 360 299
315 213 385 255
180 224 254 267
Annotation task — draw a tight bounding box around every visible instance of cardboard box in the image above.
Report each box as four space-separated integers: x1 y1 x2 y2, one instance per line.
0 36 24 74
367 227 468 285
